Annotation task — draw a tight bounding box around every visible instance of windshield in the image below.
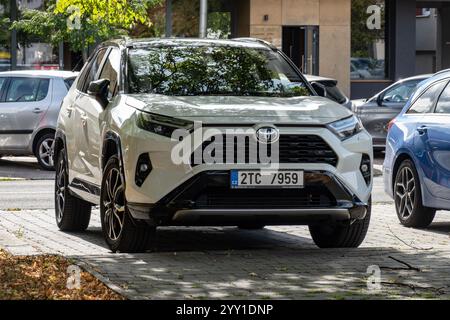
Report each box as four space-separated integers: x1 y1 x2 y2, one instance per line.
127 45 311 97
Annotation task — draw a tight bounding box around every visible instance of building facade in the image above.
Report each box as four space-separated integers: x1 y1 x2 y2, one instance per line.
2 0 450 99
165 0 450 98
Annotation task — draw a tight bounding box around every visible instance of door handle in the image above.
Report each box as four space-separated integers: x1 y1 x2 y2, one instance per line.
32 108 43 114
66 106 74 117
80 113 88 127
417 125 428 135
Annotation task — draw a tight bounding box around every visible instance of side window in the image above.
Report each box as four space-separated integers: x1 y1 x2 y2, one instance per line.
5 78 41 102
64 77 76 90
435 82 450 114
98 48 120 100
77 48 107 93
36 79 50 101
0 77 7 99
383 81 419 103
407 81 447 114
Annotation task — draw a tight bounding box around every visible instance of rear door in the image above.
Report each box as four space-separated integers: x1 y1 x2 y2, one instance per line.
0 76 51 151
413 80 450 202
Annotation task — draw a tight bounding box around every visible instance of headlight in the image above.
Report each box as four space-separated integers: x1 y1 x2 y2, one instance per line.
136 112 194 138
327 116 363 140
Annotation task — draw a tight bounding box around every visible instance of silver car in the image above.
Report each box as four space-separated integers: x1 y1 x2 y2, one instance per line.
0 70 78 170
352 74 431 149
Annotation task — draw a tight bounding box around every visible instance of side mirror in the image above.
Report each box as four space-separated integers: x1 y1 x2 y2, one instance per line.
311 82 327 98
376 94 384 106
87 79 110 107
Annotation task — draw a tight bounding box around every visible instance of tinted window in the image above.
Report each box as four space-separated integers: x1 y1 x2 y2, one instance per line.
0 77 6 97
383 80 420 103
64 77 76 90
407 81 446 114
98 48 120 100
435 82 450 114
77 48 107 92
6 78 41 102
36 79 50 101
128 45 311 97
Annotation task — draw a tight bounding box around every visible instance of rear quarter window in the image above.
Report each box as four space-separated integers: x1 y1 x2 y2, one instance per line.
64 77 76 90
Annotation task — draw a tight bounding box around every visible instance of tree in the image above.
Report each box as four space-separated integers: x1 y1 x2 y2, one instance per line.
351 0 385 58
10 0 162 62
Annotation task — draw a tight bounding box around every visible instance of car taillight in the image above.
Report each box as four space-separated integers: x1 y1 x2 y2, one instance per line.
387 118 396 131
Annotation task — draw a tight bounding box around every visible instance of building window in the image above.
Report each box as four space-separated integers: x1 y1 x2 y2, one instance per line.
15 0 60 70
170 0 232 39
0 0 11 71
351 0 387 80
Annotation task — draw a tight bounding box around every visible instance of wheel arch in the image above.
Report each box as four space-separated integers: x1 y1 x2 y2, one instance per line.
392 150 428 204
53 130 67 164
102 131 124 172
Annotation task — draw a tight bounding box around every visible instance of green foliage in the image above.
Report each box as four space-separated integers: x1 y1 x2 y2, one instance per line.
10 0 161 55
351 0 385 58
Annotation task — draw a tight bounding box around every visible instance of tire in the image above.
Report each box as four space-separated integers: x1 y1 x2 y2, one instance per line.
394 159 436 228
55 148 92 231
100 155 155 253
36 133 56 170
238 224 266 230
309 198 372 248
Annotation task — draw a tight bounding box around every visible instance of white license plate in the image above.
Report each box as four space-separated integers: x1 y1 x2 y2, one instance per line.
230 170 304 189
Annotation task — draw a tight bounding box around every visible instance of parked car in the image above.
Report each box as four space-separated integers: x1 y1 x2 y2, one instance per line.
352 74 431 149
384 69 450 228
54 38 373 252
304 75 352 109
0 70 78 170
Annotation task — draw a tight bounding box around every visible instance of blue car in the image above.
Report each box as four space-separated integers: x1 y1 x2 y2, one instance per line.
384 69 450 228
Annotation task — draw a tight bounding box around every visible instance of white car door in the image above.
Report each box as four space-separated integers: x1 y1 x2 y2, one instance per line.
71 48 108 187
83 48 121 182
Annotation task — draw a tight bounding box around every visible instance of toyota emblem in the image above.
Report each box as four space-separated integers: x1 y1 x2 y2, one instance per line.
256 127 280 144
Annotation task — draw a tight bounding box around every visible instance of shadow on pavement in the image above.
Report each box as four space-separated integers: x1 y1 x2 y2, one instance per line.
0 157 54 180
423 221 450 236
72 226 450 299
64 225 315 252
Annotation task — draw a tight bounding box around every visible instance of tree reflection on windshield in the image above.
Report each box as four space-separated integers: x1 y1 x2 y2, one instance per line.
128 45 311 97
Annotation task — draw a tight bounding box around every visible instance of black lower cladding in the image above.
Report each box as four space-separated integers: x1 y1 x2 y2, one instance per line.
128 171 363 225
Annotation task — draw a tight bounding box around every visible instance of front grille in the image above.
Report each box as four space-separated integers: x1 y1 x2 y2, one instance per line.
190 134 338 166
194 187 337 209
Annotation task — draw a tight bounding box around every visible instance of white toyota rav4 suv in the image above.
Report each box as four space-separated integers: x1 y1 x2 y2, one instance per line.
54 38 373 253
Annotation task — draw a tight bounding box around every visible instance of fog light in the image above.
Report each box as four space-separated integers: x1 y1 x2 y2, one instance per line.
135 153 152 187
360 163 369 173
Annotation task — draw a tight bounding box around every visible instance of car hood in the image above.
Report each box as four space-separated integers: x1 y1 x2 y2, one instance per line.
125 94 352 125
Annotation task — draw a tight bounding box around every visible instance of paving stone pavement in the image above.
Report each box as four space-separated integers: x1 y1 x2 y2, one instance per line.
1 204 450 300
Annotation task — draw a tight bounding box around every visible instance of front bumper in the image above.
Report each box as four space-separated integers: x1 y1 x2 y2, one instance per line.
128 170 369 226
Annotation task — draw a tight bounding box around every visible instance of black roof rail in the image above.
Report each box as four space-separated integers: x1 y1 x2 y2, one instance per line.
232 37 278 51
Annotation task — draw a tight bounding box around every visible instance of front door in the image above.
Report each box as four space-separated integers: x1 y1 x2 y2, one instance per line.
282 26 319 75
71 48 108 186
414 81 450 202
